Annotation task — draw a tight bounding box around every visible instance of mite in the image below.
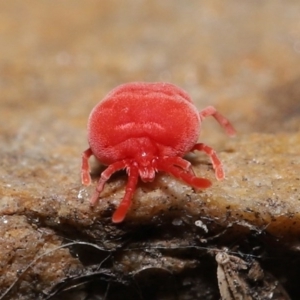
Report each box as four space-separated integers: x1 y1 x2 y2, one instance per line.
81 82 236 223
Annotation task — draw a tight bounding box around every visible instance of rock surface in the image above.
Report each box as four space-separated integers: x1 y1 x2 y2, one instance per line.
0 1 300 299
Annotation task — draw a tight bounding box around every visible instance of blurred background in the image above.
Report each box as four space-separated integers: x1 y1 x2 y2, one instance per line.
1 0 300 155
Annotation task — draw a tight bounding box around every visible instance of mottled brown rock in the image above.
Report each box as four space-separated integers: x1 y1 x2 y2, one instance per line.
1 133 299 299
0 216 82 299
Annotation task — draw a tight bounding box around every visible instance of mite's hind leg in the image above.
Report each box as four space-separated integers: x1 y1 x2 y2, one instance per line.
191 143 224 180
199 106 236 137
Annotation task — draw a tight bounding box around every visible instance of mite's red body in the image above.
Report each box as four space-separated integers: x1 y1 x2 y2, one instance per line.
81 82 235 223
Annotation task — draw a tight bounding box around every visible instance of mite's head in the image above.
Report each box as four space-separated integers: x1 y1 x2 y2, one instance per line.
130 137 159 182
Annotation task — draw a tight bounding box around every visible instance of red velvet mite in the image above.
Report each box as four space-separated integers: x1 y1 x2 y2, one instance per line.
81 82 236 223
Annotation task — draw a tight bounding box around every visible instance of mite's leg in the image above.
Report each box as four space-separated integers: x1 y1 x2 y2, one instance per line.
112 165 139 223
81 148 93 185
90 160 127 206
157 160 211 189
199 106 236 137
162 156 195 175
191 143 224 180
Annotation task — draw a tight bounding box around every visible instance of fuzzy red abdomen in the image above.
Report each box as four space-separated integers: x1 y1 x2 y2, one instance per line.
88 82 200 164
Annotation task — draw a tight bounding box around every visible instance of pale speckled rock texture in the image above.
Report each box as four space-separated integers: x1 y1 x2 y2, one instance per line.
0 1 300 299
